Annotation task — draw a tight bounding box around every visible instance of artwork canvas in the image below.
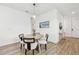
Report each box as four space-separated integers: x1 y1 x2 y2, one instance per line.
39 21 49 28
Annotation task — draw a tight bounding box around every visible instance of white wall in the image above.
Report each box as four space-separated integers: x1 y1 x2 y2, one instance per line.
35 9 60 43
0 5 32 47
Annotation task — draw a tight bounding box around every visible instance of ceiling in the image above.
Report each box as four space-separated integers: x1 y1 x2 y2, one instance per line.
0 3 79 17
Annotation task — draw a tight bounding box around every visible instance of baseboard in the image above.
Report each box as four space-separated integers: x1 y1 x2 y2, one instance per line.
65 36 79 39
0 40 19 47
48 39 59 44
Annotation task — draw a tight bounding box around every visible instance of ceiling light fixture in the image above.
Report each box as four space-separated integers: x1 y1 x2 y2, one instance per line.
33 3 36 6
32 3 36 19
72 11 76 14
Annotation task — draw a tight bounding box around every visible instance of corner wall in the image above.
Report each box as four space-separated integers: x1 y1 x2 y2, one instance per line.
0 5 32 47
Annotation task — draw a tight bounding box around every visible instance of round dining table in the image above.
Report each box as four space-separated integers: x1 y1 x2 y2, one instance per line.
24 33 43 53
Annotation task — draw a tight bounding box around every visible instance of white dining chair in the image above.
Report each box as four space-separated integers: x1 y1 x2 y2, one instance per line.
23 38 38 55
18 34 25 49
38 33 49 50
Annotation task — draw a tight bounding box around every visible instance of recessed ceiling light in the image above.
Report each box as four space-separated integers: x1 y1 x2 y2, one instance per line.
32 15 36 19
72 11 76 14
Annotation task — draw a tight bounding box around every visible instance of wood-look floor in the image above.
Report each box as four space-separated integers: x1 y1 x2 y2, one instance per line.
0 37 79 55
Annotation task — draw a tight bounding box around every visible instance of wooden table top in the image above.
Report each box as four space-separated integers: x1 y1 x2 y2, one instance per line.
24 34 43 40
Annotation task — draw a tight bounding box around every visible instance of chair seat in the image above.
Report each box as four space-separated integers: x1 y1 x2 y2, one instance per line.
38 40 47 44
20 41 24 44
25 42 37 50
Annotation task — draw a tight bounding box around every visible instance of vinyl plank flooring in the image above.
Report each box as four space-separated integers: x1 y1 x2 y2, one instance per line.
0 37 79 55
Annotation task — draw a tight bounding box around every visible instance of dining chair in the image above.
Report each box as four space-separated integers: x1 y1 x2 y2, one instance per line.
18 34 25 49
38 33 49 50
23 38 38 55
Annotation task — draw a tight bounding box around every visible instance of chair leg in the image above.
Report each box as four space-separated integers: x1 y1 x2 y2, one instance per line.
36 45 40 52
33 50 34 55
45 44 47 50
40 44 41 48
40 44 42 50
36 45 39 52
20 44 22 49
25 49 27 55
23 44 25 47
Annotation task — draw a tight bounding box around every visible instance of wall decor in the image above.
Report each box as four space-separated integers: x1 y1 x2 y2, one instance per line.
39 21 49 28
59 22 63 30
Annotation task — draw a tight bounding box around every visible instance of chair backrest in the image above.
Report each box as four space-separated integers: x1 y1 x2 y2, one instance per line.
23 38 35 43
23 38 36 50
18 34 24 41
45 34 49 41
